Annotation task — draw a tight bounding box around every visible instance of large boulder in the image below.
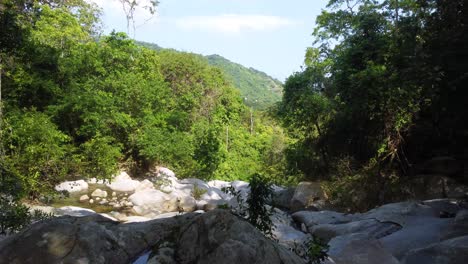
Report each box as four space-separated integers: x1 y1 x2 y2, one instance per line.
379 217 451 259
290 182 327 212
129 189 179 216
402 235 468 264
0 213 190 264
0 210 306 264
106 171 141 193
328 233 399 264
175 210 306 264
54 180 88 193
272 187 295 210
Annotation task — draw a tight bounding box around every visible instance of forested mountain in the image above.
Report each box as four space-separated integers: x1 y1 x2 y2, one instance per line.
135 41 163 51
136 41 283 110
205 54 283 110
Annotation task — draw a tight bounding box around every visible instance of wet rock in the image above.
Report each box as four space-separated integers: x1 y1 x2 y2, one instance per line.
290 182 327 212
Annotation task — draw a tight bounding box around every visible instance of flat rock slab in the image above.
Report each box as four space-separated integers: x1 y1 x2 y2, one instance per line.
402 235 468 264
328 233 399 264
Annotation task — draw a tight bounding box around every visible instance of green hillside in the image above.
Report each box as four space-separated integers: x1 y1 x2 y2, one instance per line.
206 54 283 110
136 41 283 110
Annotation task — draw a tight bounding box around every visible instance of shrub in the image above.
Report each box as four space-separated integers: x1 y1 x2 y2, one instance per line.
3 110 71 197
80 136 122 179
222 173 275 237
305 236 329 264
0 196 31 234
246 173 274 236
191 184 207 200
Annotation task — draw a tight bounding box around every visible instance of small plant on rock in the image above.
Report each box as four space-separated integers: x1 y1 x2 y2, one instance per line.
191 184 207 200
305 236 329 264
222 173 275 237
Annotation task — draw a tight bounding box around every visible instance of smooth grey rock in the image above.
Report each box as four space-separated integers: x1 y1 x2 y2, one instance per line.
106 171 141 193
0 210 305 264
176 210 306 264
310 219 401 242
328 233 399 264
439 211 468 241
402 235 468 264
455 209 468 223
272 187 295 210
290 182 326 212
379 217 451 259
129 189 178 216
359 201 437 227
292 211 353 229
0 213 190 264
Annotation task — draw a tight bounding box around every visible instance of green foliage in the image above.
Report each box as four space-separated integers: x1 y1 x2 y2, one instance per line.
80 136 122 179
206 54 283 110
280 0 468 209
194 126 224 179
3 110 71 197
0 0 293 202
191 184 207 200
0 197 30 234
246 173 274 236
222 173 275 237
305 236 329 264
0 195 54 235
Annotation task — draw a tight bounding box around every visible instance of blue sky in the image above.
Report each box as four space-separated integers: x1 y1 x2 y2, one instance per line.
91 0 329 81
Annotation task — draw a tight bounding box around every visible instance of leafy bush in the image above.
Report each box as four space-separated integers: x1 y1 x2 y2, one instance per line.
304 236 329 264
80 136 122 179
222 173 275 237
246 173 274 236
3 110 72 197
191 184 207 200
0 196 31 234
0 196 55 235
323 157 406 211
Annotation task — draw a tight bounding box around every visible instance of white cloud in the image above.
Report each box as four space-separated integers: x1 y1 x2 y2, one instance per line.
176 14 296 34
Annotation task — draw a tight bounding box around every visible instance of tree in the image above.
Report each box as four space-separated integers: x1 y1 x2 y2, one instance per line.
118 0 158 38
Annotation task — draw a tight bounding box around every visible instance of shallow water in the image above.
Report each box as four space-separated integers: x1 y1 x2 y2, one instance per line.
50 183 133 214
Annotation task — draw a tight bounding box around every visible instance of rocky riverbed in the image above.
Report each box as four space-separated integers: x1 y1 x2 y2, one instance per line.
1 167 468 264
